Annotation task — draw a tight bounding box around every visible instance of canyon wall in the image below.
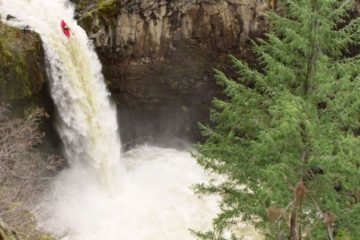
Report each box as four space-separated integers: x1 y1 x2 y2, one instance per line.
74 0 268 144
75 0 267 59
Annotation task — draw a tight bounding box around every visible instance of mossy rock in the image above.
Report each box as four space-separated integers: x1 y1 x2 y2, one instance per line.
0 21 47 102
97 0 130 18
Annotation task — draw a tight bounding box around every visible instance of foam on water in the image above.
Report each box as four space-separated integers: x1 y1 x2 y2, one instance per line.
36 146 220 240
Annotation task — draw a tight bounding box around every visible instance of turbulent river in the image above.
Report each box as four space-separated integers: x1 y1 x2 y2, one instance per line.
0 0 260 239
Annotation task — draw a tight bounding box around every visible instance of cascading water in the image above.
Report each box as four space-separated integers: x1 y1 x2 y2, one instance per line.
0 0 261 239
0 0 121 185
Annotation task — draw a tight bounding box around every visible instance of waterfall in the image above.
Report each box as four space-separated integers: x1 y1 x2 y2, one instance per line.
0 0 121 185
0 1 261 239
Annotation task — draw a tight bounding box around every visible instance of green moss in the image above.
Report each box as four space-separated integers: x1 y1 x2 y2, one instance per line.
0 22 46 102
97 1 123 25
77 0 132 33
99 0 116 9
80 9 98 32
78 1 89 12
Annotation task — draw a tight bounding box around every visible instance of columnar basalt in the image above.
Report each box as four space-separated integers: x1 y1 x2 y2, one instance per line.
72 0 269 144
76 0 268 59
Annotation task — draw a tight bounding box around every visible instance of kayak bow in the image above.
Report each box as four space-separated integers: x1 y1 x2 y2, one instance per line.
61 20 71 38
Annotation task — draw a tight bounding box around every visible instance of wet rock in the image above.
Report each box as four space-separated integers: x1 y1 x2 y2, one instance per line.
6 15 16 21
107 43 225 144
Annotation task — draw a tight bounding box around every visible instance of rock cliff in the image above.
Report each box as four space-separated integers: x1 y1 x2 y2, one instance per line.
73 0 268 144
75 0 267 59
0 22 47 102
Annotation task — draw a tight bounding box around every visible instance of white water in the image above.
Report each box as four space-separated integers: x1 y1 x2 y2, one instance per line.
0 1 261 239
36 146 221 240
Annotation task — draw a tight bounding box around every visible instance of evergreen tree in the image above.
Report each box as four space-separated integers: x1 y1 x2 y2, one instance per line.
196 1 360 239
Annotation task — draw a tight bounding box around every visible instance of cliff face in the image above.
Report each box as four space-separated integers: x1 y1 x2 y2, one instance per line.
74 0 268 144
76 0 267 60
0 22 47 102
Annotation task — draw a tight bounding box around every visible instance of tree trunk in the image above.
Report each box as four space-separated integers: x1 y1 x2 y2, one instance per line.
289 207 297 240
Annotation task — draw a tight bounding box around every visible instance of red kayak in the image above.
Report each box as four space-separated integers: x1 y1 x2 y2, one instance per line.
61 20 71 38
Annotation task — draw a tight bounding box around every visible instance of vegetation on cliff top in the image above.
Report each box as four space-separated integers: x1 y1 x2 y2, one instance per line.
75 0 128 33
197 0 360 239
